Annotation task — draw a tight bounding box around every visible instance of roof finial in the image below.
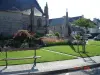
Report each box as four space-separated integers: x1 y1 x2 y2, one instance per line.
66 8 68 12
46 2 48 7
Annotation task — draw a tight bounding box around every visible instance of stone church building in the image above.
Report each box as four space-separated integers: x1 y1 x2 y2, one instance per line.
0 0 49 37
49 10 83 38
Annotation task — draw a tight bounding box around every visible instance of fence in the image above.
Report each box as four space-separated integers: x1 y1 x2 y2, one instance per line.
0 46 41 68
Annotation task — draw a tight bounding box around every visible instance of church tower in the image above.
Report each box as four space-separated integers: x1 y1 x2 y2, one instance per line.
65 9 72 37
44 2 49 19
44 2 49 34
66 9 69 25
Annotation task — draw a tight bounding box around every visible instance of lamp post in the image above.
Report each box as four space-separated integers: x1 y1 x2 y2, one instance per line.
33 45 41 66
4 46 8 68
34 47 36 66
6 48 8 68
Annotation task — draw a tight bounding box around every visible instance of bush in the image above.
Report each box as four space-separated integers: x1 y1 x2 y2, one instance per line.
34 33 44 38
4 39 22 48
44 41 68 47
13 30 32 43
10 40 22 48
55 32 60 38
0 33 13 40
13 41 22 48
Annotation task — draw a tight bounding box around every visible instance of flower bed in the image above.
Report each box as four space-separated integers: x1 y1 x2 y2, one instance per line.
41 37 64 42
41 37 68 46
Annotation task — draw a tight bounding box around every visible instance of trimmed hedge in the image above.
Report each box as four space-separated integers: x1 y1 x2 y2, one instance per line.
44 40 84 47
44 41 68 47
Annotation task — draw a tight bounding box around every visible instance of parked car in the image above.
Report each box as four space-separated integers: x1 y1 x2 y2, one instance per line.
85 34 92 37
94 34 100 40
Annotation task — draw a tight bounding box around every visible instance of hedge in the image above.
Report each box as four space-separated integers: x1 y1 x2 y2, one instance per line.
44 41 68 47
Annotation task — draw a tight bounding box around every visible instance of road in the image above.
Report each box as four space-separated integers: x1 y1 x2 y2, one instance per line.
57 67 100 75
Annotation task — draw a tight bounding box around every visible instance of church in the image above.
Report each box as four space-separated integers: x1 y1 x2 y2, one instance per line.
49 10 84 38
0 0 49 37
0 0 84 39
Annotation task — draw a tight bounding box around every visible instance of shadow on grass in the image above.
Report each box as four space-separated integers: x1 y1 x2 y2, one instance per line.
68 44 76 52
78 51 97 63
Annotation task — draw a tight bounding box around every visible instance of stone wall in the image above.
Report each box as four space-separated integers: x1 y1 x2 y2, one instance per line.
21 14 30 30
0 11 46 36
49 17 69 38
34 16 46 33
0 11 30 36
49 25 63 37
49 24 68 38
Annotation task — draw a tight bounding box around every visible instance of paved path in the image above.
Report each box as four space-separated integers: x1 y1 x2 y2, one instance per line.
42 49 80 58
0 56 100 75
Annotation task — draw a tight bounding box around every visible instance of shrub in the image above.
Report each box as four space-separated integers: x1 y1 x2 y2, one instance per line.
13 30 35 43
0 33 13 40
7 40 22 48
13 41 22 48
55 32 60 38
45 41 68 47
34 33 44 38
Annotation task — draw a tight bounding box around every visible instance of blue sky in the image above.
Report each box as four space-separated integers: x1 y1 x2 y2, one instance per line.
37 0 100 20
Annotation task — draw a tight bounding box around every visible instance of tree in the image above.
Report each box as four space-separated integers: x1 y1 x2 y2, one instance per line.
73 18 96 32
73 18 96 53
75 33 81 52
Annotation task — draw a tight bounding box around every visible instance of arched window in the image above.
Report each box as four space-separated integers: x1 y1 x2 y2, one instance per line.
37 18 42 27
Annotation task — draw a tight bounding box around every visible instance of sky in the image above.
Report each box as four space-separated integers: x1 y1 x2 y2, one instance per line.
37 0 100 20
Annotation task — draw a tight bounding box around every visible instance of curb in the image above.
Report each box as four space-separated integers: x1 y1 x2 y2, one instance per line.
21 63 100 75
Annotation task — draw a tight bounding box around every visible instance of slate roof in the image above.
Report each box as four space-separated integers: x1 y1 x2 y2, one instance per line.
49 18 65 26
69 16 83 22
49 16 83 26
0 0 43 13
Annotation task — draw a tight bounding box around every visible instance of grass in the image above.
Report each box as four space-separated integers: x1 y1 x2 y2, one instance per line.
0 40 100 66
43 45 86 57
0 50 75 66
88 40 100 45
43 43 100 57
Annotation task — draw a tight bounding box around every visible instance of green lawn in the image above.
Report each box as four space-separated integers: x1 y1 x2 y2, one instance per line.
0 40 100 66
43 45 80 56
0 50 75 66
43 44 100 57
88 40 100 45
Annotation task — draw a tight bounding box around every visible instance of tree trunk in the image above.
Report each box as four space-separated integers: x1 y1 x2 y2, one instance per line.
82 28 86 53
85 27 88 34
83 39 86 53
77 40 79 53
